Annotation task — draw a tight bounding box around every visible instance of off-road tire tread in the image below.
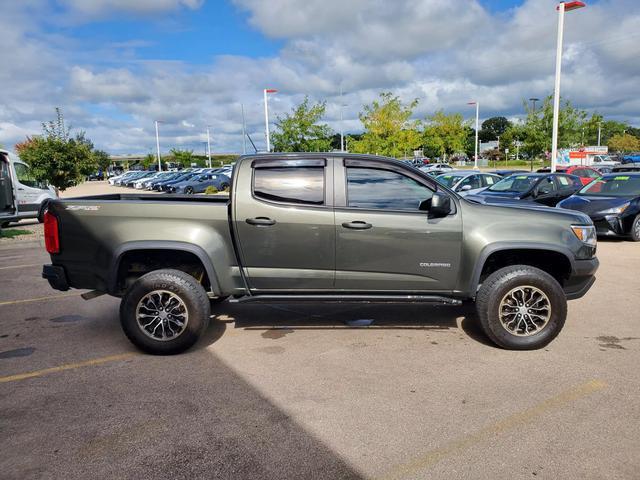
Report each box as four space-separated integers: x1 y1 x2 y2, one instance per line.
476 265 567 350
120 269 210 355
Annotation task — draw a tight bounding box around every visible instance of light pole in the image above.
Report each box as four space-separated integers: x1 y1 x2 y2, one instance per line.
339 87 346 152
597 122 602 147
206 126 212 168
529 97 540 112
468 101 479 168
154 120 163 171
263 88 277 152
551 1 586 172
241 104 247 155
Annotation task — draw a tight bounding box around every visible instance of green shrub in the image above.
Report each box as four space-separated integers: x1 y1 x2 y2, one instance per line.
204 186 219 195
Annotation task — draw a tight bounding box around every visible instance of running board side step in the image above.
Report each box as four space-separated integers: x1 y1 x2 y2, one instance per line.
228 294 462 305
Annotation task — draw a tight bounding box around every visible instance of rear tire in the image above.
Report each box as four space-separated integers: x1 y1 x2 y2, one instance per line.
185 186 194 194
630 215 640 242
120 269 210 355
476 265 567 350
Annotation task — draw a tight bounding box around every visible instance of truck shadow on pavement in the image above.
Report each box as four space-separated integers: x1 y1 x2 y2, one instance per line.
206 301 494 348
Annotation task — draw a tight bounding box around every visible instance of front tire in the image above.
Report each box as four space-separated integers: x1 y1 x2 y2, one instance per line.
476 265 567 350
120 269 210 355
630 215 640 242
184 186 194 194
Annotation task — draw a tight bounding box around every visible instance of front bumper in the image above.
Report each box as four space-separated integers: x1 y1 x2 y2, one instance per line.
42 264 70 291
564 257 599 300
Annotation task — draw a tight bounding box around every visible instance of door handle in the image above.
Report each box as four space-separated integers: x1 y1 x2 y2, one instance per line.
246 217 276 226
342 221 372 230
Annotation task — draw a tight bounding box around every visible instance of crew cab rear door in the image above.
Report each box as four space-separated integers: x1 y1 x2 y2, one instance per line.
333 159 462 292
233 157 335 290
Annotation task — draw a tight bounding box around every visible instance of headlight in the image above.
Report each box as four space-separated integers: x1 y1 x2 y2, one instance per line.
598 203 629 215
571 225 597 246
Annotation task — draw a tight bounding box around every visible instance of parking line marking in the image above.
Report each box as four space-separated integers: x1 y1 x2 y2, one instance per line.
378 379 607 480
0 292 82 307
0 353 136 384
0 263 42 270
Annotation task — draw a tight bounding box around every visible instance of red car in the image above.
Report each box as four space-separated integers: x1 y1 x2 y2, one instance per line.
537 166 601 186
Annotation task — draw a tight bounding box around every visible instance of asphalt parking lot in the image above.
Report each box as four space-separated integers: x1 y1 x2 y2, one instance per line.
1 239 639 479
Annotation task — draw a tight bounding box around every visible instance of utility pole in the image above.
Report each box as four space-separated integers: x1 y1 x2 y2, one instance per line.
597 122 602 147
467 101 479 168
340 86 345 152
206 126 212 168
551 1 586 173
241 104 247 155
263 88 277 152
154 120 162 171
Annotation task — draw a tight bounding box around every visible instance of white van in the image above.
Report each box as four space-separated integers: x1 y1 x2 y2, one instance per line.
0 149 57 227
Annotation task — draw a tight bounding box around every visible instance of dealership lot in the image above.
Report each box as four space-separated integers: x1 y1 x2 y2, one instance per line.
1 239 639 479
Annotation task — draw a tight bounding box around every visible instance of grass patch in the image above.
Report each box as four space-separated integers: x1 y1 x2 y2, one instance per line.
0 229 32 239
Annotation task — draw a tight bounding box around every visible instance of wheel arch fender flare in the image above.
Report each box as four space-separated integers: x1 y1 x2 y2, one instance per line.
468 242 576 295
108 240 222 296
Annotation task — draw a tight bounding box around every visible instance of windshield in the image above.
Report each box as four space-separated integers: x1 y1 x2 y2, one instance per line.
436 174 467 187
578 175 640 197
488 175 538 193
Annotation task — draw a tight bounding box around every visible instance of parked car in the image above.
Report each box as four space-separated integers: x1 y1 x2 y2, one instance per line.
621 154 640 164
124 171 155 188
537 166 601 186
166 172 231 194
592 166 613 175
43 153 598 354
145 172 184 190
435 171 501 195
488 169 529 177
612 164 640 173
0 149 57 227
87 170 104 181
157 172 199 191
466 173 583 207
558 173 640 241
422 163 453 170
590 155 619 167
421 167 454 178
113 171 143 186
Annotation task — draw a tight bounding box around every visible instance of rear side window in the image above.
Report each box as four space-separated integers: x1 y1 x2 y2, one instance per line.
346 167 433 210
253 167 324 205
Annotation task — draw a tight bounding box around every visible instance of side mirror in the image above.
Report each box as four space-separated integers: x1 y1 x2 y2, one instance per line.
428 192 451 217
460 185 472 192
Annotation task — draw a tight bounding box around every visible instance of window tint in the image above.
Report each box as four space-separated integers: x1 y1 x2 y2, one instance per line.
482 175 498 187
458 175 481 190
347 167 433 210
537 177 557 195
14 163 39 188
254 167 324 205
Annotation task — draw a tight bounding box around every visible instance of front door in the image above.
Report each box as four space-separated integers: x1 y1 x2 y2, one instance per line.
334 160 462 292
13 161 42 214
0 154 15 218
234 157 335 290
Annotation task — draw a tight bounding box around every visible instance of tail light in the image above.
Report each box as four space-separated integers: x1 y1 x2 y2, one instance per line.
44 210 60 254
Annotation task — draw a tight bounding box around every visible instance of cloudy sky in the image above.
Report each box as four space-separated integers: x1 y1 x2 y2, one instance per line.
1 0 639 155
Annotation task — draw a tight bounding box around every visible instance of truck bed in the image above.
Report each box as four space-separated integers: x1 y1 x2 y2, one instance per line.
67 193 230 203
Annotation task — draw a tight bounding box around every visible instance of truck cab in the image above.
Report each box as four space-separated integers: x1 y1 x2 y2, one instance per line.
0 149 57 227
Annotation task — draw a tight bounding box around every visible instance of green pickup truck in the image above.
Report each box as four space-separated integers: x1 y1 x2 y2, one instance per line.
42 153 598 354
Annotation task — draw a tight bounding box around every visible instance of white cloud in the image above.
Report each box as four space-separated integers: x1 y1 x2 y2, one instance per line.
58 0 204 18
0 0 639 155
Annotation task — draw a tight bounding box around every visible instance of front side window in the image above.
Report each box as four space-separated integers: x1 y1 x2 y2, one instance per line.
347 167 433 210
14 163 39 188
488 175 538 193
537 177 557 195
254 167 324 205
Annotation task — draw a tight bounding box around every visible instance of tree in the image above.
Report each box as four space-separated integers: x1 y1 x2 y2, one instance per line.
608 133 640 153
92 149 111 172
349 92 422 158
423 110 468 159
479 116 511 142
15 109 97 191
170 148 194 166
271 96 334 152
